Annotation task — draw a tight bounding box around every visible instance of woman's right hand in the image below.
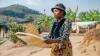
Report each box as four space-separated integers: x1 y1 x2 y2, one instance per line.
44 39 60 44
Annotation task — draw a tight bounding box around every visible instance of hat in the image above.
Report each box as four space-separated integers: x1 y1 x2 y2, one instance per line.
51 3 66 16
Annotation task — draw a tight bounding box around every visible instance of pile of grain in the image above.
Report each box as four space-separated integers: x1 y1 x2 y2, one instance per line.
80 28 100 56
96 23 100 29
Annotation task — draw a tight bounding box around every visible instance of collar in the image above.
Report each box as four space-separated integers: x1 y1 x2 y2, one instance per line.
55 17 64 23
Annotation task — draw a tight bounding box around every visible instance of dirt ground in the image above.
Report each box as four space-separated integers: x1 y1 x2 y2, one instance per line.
0 31 100 56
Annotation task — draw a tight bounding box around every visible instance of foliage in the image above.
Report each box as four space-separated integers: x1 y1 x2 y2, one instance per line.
78 9 100 21
33 15 54 32
8 22 25 33
65 7 78 22
8 22 25 43
65 7 100 22
9 33 18 43
24 16 34 21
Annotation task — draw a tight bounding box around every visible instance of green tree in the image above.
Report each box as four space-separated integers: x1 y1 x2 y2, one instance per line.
8 22 25 43
33 15 54 32
87 10 100 21
65 7 78 22
78 9 100 21
25 16 33 21
78 12 87 21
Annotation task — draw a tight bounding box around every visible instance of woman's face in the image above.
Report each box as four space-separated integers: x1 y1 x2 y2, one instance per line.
53 9 64 19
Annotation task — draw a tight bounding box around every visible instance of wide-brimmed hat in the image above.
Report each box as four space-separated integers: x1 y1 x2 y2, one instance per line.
51 3 66 16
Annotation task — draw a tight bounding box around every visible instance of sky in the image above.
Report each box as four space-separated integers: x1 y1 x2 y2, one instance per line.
0 0 100 15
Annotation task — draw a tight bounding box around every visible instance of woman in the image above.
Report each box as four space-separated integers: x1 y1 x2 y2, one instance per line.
44 3 72 56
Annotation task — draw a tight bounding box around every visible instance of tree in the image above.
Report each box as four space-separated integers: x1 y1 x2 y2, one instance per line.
65 7 78 22
8 22 25 43
25 16 34 21
33 15 54 32
78 9 100 21
78 12 87 21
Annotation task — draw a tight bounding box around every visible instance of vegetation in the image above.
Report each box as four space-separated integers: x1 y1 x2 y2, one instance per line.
65 7 78 22
65 7 100 22
33 14 54 32
78 9 100 21
8 22 26 43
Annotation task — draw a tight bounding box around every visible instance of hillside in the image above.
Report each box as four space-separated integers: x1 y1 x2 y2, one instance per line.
0 4 41 18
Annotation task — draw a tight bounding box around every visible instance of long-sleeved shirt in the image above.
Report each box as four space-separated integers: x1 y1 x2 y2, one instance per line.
47 18 72 43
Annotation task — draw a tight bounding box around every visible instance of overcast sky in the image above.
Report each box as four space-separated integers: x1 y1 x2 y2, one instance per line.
0 0 100 15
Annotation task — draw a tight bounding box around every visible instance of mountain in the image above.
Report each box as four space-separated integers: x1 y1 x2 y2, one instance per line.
0 4 41 18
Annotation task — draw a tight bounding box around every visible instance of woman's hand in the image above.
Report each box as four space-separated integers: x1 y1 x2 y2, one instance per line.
44 39 52 44
44 39 60 44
